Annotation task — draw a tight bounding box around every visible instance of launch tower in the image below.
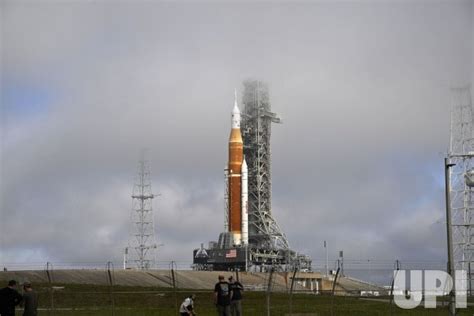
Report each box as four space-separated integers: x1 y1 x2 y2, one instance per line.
241 80 289 250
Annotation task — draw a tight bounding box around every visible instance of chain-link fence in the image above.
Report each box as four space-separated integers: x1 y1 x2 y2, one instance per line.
1 260 474 315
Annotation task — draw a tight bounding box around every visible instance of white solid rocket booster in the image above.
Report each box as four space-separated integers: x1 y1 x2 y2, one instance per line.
224 167 229 232
241 158 248 245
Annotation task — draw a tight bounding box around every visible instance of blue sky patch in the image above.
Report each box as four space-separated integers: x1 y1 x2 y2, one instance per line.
2 79 54 119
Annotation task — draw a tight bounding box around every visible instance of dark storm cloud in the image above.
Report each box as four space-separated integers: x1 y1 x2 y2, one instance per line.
0 0 472 268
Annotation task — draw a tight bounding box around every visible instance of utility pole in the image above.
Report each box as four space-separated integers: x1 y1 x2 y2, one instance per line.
445 157 456 316
339 250 344 276
324 240 328 276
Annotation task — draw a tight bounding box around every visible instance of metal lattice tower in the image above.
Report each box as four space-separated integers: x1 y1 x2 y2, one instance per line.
241 80 289 250
126 153 158 270
448 86 474 292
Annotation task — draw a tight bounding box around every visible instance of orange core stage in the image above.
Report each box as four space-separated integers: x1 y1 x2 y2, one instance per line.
228 127 243 234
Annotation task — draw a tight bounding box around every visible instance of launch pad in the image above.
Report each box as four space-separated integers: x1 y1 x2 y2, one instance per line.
193 241 312 272
193 80 312 272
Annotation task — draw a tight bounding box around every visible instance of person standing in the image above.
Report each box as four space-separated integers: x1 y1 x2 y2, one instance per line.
0 280 23 316
228 276 243 316
214 275 232 316
179 294 196 316
21 282 38 316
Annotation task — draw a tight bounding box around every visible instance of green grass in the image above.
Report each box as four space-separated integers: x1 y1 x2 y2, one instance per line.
14 283 474 315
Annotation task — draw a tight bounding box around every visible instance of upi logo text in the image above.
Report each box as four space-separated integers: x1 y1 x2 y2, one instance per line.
393 270 467 309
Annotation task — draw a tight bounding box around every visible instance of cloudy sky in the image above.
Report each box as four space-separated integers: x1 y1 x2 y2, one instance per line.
1 0 473 270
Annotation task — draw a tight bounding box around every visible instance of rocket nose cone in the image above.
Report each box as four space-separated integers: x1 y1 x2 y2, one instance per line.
231 89 241 129
232 88 240 114
232 103 240 114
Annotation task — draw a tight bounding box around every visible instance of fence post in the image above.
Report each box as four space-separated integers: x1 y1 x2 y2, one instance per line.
289 265 298 315
389 260 400 316
330 265 341 316
169 261 178 314
106 262 116 316
45 262 54 316
266 266 274 316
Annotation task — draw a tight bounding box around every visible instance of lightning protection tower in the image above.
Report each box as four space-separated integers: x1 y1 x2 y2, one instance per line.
448 86 474 293
126 152 158 270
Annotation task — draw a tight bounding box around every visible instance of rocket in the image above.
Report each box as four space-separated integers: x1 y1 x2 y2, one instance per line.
226 90 248 246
